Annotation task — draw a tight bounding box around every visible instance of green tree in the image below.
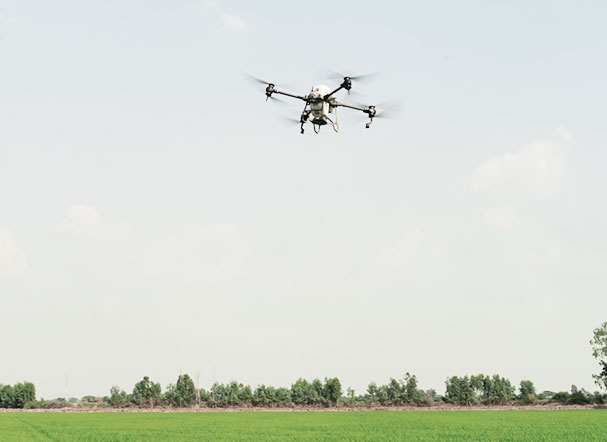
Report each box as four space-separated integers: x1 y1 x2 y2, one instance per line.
237 383 253 402
591 321 607 391
132 376 161 408
401 373 423 403
13 382 36 409
569 385 591 405
175 374 196 407
345 387 356 404
311 379 324 401
323 377 342 404
386 378 402 404
253 385 270 405
367 382 379 402
519 380 536 403
0 384 15 408
290 378 316 405
445 376 477 405
109 386 127 406
477 375 514 404
275 387 290 402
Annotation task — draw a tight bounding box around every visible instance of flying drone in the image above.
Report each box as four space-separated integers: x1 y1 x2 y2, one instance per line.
249 72 393 134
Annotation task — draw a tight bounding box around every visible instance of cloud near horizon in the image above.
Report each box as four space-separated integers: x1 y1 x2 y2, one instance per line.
202 1 248 32
483 206 521 230
59 205 128 239
0 228 27 277
470 129 570 198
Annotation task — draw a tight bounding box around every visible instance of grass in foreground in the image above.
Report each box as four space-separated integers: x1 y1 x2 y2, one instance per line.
1 410 606 441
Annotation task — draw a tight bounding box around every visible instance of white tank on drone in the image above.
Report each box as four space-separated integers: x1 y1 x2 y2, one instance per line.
309 84 333 125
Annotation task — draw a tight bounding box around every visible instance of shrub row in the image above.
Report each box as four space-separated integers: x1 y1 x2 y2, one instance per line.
3 375 606 409
0 382 36 409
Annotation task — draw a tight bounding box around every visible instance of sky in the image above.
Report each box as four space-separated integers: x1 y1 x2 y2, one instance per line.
1 0 607 399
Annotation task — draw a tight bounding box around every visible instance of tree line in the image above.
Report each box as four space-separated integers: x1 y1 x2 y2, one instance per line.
3 321 607 409
0 382 36 409
3 374 606 410
107 375 344 408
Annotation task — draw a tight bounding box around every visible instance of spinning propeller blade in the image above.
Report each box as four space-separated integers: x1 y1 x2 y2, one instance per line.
268 95 292 106
245 73 274 86
347 99 403 119
278 115 301 125
326 69 380 84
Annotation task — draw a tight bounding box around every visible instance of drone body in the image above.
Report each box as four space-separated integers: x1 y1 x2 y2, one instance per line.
254 75 379 134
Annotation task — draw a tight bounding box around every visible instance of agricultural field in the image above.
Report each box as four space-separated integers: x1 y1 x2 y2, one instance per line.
1 410 606 441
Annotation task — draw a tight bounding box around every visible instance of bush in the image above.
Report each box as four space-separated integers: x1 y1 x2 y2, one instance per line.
109 385 127 406
569 385 591 405
209 381 253 405
24 400 46 409
552 391 570 402
592 391 606 404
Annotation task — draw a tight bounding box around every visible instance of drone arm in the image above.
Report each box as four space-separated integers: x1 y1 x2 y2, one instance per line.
273 89 308 102
334 102 368 113
335 102 377 128
323 78 352 100
323 85 344 100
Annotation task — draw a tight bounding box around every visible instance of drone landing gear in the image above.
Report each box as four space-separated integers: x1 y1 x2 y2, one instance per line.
326 116 339 133
299 107 311 134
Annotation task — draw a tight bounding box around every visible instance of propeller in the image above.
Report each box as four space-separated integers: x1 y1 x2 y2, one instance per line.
245 73 275 86
245 73 298 105
268 95 292 106
346 99 403 119
325 69 380 85
278 115 302 125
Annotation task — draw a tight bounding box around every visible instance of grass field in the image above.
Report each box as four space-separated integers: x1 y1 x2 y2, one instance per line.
1 410 606 441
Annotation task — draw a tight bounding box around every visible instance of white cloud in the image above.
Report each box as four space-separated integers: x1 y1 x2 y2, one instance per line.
200 1 248 32
470 130 569 198
375 229 436 269
0 229 27 277
201 0 220 11
220 13 248 31
483 206 521 230
139 224 251 283
0 11 17 24
552 126 572 143
526 246 561 267
59 205 128 239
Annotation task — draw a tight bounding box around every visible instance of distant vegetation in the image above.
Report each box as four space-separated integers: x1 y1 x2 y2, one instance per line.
4 374 605 410
2 322 606 409
0 382 36 409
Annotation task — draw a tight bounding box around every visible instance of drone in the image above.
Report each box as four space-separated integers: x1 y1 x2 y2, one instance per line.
249 73 393 134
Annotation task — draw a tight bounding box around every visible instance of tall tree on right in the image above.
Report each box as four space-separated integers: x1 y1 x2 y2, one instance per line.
590 321 607 391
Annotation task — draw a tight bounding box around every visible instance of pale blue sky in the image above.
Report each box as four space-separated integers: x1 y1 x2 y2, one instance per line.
1 1 606 399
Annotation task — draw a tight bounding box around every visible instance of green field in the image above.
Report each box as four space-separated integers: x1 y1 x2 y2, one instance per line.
1 410 606 441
